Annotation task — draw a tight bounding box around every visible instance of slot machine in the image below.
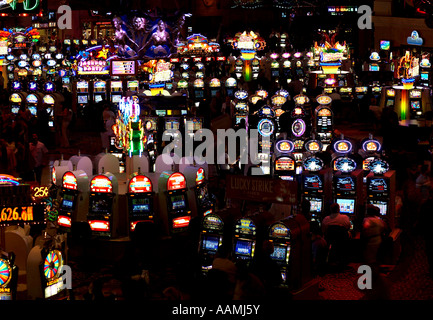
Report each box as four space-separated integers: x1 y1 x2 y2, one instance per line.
256 108 276 176
76 80 90 115
9 93 26 115
371 86 382 101
409 89 423 119
185 166 215 218
273 139 296 181
87 173 119 238
270 93 287 133
126 80 139 94
208 78 221 98
42 94 56 131
158 171 191 235
110 80 124 104
57 170 89 230
355 86 368 101
267 222 291 285
164 117 182 143
143 116 159 167
232 218 256 264
225 77 237 97
338 87 353 101
270 55 280 80
0 253 18 300
93 79 107 104
252 58 260 80
366 158 396 229
198 213 224 273
193 78 205 103
419 57 430 87
290 103 309 168
26 93 42 117
127 174 155 232
235 58 243 79
301 139 332 222
234 89 249 126
331 138 364 225
40 248 69 299
359 136 382 182
282 53 292 81
314 95 334 150
383 87 395 107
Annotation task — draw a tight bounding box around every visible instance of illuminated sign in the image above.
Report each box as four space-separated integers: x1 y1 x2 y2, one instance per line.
316 94 332 105
334 139 352 153
62 172 77 190
196 168 205 185
0 175 19 186
90 175 113 193
0 206 34 225
78 59 109 75
293 94 309 105
111 60 137 76
362 140 381 153
275 157 295 171
9 93 21 103
32 186 49 199
128 175 152 193
167 173 186 191
407 30 423 46
173 216 191 229
305 140 322 153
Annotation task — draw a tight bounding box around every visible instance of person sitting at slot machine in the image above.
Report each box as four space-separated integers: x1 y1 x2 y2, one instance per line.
322 203 351 268
361 205 387 266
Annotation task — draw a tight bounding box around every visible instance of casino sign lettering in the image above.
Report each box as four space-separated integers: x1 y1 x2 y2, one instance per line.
0 206 34 225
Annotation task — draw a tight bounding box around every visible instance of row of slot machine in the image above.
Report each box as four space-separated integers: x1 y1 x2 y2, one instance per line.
50 157 215 239
272 135 396 230
230 87 395 228
75 78 140 112
8 79 63 128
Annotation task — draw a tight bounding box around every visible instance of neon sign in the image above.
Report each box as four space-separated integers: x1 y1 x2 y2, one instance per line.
196 168 205 185
128 175 152 193
62 172 77 190
90 175 113 193
167 173 186 191
0 206 34 225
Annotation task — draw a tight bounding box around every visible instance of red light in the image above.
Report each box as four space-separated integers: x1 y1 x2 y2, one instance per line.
417 8 427 14
89 220 110 231
173 216 191 229
58 216 72 227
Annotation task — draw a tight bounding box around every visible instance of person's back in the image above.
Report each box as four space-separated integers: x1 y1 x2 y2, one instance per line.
322 203 351 234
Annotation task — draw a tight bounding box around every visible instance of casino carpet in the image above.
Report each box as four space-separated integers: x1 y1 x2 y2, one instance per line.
66 231 433 301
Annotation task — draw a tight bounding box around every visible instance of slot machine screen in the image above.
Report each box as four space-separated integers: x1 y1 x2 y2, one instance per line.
131 198 150 213
11 107 20 114
307 197 322 213
336 198 355 214
303 175 323 191
61 194 75 209
411 101 420 110
236 115 246 124
367 177 388 194
170 194 186 210
386 99 394 107
272 70 279 77
201 235 219 252
90 196 112 214
270 245 287 262
211 89 218 97
368 200 388 215
195 90 204 98
335 176 355 191
421 73 429 81
94 95 103 103
28 106 37 116
112 95 122 103
78 95 88 104
235 240 252 256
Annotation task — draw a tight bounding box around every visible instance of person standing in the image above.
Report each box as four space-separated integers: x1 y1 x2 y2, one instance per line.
61 106 72 148
29 134 48 184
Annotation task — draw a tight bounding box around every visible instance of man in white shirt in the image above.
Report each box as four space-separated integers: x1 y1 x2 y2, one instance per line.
322 203 351 234
29 134 48 184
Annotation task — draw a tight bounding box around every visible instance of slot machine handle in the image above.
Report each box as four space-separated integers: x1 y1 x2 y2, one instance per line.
78 150 81 157
138 167 141 174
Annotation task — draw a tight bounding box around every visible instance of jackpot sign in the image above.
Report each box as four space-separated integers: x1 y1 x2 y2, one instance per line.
226 175 297 204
